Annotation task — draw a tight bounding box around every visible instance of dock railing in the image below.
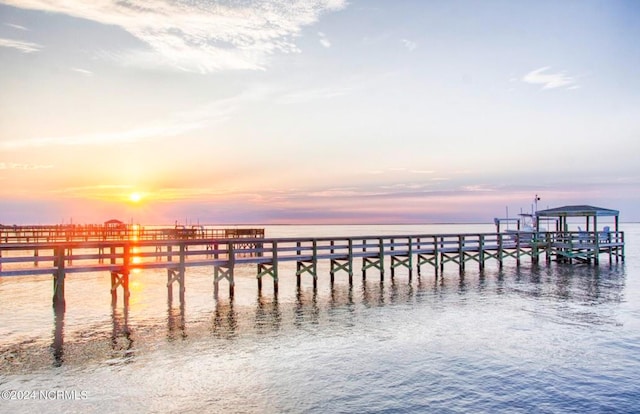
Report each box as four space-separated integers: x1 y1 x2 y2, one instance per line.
0 230 625 305
0 224 264 243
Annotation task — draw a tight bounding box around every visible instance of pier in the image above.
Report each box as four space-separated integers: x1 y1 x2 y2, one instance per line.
0 225 625 310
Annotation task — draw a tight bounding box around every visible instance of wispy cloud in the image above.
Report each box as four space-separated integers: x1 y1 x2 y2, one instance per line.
0 88 262 149
401 38 417 52
3 0 347 73
277 85 351 104
0 162 53 170
4 23 29 31
0 37 42 53
0 122 203 150
522 66 578 90
318 31 331 48
71 67 93 76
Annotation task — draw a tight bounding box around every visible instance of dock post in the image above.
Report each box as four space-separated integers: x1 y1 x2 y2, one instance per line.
390 238 395 279
313 240 318 288
296 241 301 288
53 247 66 311
479 235 485 271
498 234 504 268
179 243 186 299
433 236 440 277
379 238 385 281
348 238 353 285
66 248 73 265
273 241 279 294
408 237 413 281
459 235 465 272
416 237 421 276
229 243 235 297
439 236 445 274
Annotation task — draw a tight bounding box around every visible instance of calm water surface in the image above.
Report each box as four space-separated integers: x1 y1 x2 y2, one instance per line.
1 224 639 413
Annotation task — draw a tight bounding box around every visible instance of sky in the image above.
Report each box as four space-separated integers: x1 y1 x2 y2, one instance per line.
0 0 639 224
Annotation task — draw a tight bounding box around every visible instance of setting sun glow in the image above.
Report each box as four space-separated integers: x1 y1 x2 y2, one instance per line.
129 192 143 203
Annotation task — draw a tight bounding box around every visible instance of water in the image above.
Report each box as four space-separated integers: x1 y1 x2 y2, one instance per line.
1 223 639 413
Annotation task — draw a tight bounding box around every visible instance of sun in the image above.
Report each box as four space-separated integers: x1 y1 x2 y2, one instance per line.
129 192 143 203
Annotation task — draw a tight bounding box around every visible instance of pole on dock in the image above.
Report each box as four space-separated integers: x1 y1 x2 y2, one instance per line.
52 247 66 311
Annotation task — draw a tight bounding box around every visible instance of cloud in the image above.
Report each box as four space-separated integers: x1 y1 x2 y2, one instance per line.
401 38 417 52
0 122 203 149
0 37 42 53
3 0 347 73
5 23 29 30
318 31 331 48
522 66 578 90
0 88 262 149
277 85 351 104
71 67 93 76
0 162 53 170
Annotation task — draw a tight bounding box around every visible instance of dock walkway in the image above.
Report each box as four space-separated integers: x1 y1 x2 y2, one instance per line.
0 229 624 309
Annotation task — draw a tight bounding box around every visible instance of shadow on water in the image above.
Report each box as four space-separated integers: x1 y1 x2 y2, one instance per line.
254 296 282 334
210 300 238 339
294 288 320 327
111 300 134 363
167 299 187 341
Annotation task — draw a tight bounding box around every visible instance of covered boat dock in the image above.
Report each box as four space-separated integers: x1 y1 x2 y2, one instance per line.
535 205 624 263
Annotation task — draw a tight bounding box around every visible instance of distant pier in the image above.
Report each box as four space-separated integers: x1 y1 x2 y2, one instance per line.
0 224 625 311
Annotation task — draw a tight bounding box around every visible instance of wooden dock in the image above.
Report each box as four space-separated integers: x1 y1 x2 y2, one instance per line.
0 223 264 243
0 228 624 310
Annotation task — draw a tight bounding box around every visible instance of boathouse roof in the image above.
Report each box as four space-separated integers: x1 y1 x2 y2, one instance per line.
535 205 619 217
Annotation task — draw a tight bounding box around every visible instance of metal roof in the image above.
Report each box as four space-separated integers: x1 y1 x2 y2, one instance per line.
535 205 619 217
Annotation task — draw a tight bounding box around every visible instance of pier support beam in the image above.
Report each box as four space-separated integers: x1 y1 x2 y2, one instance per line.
52 247 66 311
330 258 353 284
111 244 131 307
110 270 130 307
167 244 186 303
214 243 235 297
257 241 279 295
296 240 317 288
416 236 439 277
362 239 384 281
390 237 413 280
214 265 234 297
330 239 353 284
390 255 412 279
167 268 185 303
